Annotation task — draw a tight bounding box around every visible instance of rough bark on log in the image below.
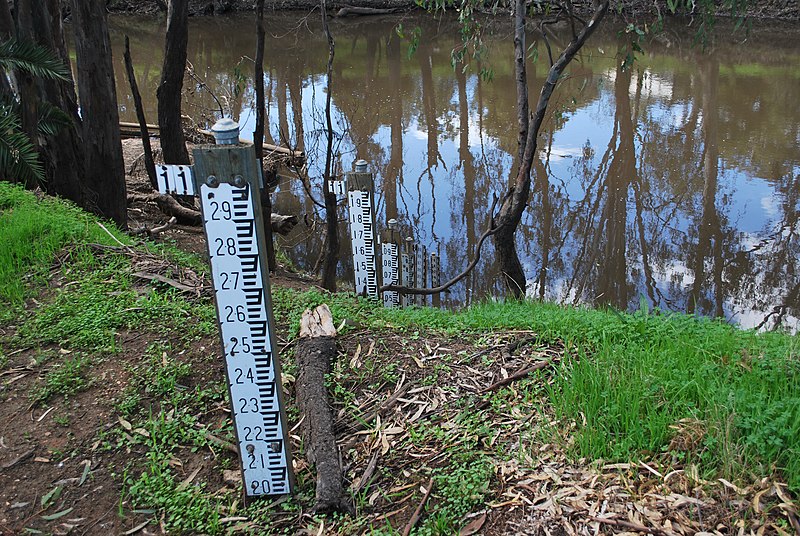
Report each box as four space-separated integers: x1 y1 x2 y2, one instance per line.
155 194 202 225
271 214 298 235
295 305 353 515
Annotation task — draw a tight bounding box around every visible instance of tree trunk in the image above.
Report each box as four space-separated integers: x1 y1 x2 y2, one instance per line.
12 0 87 202
493 0 609 298
157 0 190 165
71 0 127 228
0 0 12 40
514 0 528 165
124 35 158 191
295 305 352 515
253 0 277 271
320 0 339 292
0 0 11 96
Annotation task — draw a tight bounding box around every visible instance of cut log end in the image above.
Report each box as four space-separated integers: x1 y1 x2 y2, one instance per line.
312 497 356 516
299 304 337 339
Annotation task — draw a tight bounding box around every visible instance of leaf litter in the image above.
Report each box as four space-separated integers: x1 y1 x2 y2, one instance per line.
299 330 800 535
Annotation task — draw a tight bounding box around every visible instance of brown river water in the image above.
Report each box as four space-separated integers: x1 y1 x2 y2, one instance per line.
105 13 800 330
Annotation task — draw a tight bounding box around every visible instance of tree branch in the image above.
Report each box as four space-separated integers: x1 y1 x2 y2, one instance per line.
379 196 498 296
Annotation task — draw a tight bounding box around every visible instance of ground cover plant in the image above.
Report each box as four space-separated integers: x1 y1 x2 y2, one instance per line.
0 183 798 534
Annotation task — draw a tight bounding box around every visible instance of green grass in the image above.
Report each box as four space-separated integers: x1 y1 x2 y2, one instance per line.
31 353 92 403
4 181 799 531
271 287 800 489
388 300 800 490
0 182 129 309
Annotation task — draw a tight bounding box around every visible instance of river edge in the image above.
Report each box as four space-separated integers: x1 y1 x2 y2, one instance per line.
104 0 799 21
1 174 799 534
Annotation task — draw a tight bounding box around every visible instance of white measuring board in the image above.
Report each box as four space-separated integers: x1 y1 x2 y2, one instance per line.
157 164 195 196
415 246 426 306
381 242 399 308
200 182 291 498
348 190 378 298
401 251 414 308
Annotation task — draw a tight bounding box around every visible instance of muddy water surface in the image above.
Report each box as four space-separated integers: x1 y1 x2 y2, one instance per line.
108 14 800 330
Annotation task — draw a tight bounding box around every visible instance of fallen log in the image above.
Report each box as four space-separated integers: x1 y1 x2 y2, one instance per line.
295 305 353 515
336 5 398 16
270 214 298 236
155 194 202 225
148 193 298 235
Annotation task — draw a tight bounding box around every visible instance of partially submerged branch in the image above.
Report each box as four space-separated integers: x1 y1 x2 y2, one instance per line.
379 196 498 296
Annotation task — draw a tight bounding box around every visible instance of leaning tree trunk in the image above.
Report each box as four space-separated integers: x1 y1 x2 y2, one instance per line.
493 0 609 298
157 0 190 165
513 0 528 166
71 0 127 228
295 305 352 514
124 36 158 191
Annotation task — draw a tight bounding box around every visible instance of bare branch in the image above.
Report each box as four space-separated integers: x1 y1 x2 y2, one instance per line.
186 60 224 117
380 196 499 296
539 21 555 67
290 166 326 210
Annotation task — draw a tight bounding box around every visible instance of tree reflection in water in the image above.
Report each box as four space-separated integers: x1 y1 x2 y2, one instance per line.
108 14 800 330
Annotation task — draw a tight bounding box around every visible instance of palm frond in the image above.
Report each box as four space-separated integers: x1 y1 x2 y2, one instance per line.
0 104 44 184
36 101 72 137
0 39 69 81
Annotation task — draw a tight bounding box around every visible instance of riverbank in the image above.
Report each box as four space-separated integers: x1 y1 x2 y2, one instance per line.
105 0 799 21
1 182 798 534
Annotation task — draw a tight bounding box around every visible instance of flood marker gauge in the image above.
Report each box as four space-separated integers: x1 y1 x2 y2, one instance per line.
156 120 293 501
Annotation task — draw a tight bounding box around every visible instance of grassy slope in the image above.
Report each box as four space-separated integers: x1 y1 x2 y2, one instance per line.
1 182 798 534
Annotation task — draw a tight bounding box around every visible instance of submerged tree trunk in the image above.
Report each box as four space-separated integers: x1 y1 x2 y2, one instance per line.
72 0 127 228
253 0 277 271
157 0 190 165
320 0 339 292
514 0 528 166
493 0 609 298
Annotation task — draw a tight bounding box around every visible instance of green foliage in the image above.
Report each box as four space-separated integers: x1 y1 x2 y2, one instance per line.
123 413 224 534
313 293 799 489
0 38 70 81
418 455 492 535
0 182 128 305
32 354 91 403
0 38 72 184
0 104 43 184
33 101 72 137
